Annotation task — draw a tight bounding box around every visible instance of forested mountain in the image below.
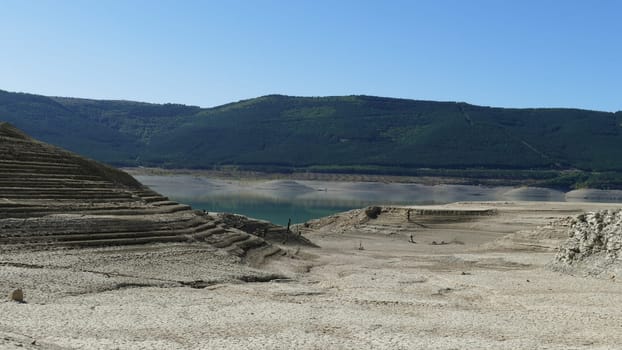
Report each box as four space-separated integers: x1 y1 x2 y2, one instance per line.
1 89 622 188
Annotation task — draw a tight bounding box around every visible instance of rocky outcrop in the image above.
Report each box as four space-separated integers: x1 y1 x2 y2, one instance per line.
0 122 276 258
551 210 622 278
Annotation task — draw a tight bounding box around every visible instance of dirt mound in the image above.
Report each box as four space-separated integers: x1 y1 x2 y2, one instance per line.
296 207 371 234
216 212 318 248
0 122 273 259
551 209 622 278
298 205 501 237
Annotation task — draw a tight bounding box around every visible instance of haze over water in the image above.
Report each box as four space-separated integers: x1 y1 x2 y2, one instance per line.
135 175 622 226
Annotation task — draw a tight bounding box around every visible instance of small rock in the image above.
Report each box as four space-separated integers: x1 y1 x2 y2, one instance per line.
9 288 24 303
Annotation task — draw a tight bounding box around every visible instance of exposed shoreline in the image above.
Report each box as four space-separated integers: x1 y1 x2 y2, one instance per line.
123 167 536 187
128 169 622 207
2 200 622 349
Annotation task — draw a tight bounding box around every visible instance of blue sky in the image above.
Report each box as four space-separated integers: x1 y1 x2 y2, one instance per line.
1 0 620 111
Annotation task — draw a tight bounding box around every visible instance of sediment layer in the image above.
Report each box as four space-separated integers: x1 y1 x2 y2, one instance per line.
0 122 277 258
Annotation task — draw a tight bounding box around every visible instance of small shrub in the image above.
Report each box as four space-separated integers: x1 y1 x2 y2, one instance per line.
365 206 382 219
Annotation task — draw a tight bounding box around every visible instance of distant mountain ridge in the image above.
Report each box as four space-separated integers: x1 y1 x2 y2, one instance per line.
1 89 622 187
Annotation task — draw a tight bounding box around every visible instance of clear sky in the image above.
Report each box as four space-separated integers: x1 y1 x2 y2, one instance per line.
1 0 620 111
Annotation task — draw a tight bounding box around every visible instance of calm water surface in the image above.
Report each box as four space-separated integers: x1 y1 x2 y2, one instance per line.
184 197 365 226
135 175 622 226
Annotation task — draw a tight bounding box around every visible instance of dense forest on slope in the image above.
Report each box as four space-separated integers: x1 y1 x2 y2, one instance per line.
1 89 622 189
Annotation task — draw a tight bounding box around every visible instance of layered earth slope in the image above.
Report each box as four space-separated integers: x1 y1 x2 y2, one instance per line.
0 122 277 258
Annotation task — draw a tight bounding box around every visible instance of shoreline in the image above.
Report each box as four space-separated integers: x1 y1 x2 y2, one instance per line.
124 166 622 193
128 169 622 206
123 167 536 187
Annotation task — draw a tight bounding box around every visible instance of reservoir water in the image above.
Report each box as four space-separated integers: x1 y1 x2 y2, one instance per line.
134 175 622 226
183 197 363 227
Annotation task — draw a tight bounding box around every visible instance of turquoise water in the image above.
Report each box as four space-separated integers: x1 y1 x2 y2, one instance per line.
180 193 459 226
184 197 385 226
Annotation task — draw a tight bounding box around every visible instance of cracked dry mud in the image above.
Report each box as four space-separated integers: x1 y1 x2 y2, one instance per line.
3 201 622 349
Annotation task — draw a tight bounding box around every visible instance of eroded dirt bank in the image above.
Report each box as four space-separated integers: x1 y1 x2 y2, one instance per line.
2 201 622 349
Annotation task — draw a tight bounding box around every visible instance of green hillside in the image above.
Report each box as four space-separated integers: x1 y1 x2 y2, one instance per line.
1 89 622 189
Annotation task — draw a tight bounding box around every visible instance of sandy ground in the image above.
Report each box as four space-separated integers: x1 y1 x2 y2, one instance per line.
2 201 622 349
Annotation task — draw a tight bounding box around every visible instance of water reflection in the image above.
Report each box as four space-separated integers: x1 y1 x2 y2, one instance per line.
134 175 622 226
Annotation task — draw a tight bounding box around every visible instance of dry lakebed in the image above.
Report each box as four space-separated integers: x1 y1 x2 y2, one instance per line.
2 200 622 349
